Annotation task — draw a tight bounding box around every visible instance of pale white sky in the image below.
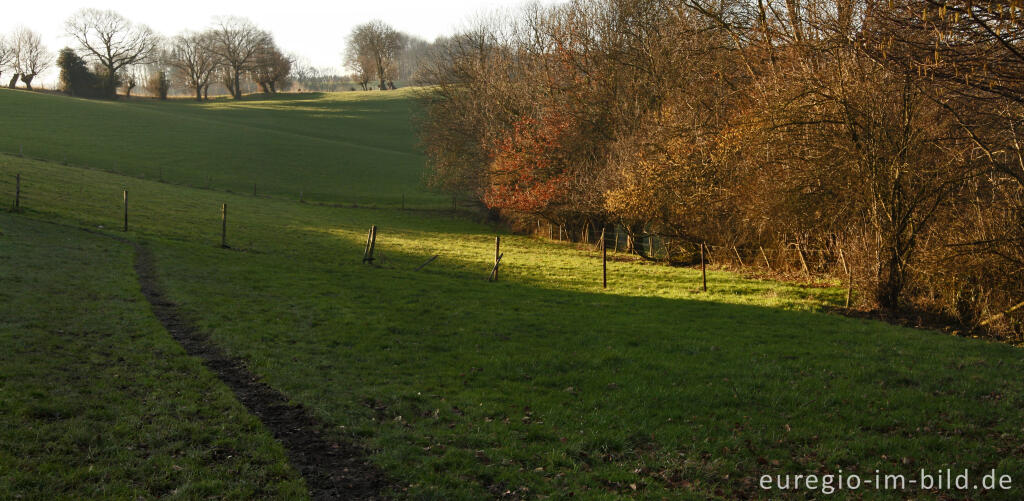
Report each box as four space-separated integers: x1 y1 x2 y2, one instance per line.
2 0 550 85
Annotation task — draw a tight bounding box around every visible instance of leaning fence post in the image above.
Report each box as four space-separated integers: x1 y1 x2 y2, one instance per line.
123 189 128 232
796 243 810 277
221 203 228 248
488 253 504 281
760 246 771 270
363 227 373 262
838 248 849 276
415 254 439 271
701 242 708 292
494 236 501 281
733 246 744 267
363 225 378 264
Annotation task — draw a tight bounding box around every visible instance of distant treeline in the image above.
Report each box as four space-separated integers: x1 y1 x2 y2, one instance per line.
0 9 441 99
417 0 1024 338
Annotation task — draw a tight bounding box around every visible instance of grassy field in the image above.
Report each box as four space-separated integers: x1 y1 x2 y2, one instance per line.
1 88 1023 499
0 89 441 207
0 213 306 499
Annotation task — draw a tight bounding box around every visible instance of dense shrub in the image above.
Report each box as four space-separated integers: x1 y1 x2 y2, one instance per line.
417 0 1024 340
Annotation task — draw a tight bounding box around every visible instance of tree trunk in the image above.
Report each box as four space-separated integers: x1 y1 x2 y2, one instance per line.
233 71 241 99
876 247 906 310
105 70 118 98
258 82 270 94
21 74 34 91
195 86 202 101
8 73 19 89
203 85 210 100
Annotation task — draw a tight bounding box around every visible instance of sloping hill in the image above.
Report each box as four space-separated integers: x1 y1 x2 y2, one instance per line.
2 89 1023 499
0 89 440 207
3 150 1023 499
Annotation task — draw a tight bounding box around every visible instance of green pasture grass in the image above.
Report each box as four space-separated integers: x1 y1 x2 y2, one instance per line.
2 153 1022 499
0 213 307 499
0 88 442 208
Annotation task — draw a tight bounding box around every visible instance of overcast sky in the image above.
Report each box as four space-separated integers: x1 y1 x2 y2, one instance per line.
2 0 551 85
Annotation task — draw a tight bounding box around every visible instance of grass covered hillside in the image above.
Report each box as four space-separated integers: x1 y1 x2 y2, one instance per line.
0 89 440 207
1 88 1022 499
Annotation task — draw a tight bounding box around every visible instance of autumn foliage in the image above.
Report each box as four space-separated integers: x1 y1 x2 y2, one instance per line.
483 113 575 212
416 0 1024 339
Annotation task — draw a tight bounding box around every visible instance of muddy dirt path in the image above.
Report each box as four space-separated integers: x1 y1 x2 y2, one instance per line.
132 242 387 500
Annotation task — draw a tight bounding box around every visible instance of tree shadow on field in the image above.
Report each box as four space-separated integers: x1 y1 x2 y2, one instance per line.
154 224 1024 499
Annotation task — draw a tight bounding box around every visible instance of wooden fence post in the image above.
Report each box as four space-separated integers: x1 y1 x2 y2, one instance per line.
838 248 849 276
363 225 378 263
701 242 708 292
369 226 379 263
253 182 257 197
846 269 853 308
14 173 20 211
494 236 500 281
488 253 504 281
362 227 373 262
796 243 810 277
402 193 405 210
123 189 128 232
602 230 607 289
221 204 228 248
733 246 744 267
415 254 439 271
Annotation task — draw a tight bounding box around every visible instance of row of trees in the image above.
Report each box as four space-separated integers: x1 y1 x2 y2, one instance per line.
2 9 293 99
417 0 1024 337
0 28 49 90
6 12 439 98
57 9 293 100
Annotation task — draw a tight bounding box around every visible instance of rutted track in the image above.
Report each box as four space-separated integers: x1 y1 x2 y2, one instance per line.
131 242 387 500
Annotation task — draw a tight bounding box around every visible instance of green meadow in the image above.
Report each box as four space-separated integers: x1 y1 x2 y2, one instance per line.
1 88 1022 499
0 89 440 207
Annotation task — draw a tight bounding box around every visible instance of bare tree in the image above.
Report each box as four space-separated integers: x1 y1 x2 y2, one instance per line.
0 35 14 85
250 40 292 93
209 17 270 99
118 67 139 98
344 48 374 91
12 28 50 90
65 9 160 98
346 20 404 90
169 30 220 101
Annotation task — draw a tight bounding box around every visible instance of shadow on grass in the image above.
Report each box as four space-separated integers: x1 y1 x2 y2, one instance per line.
151 228 1024 499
